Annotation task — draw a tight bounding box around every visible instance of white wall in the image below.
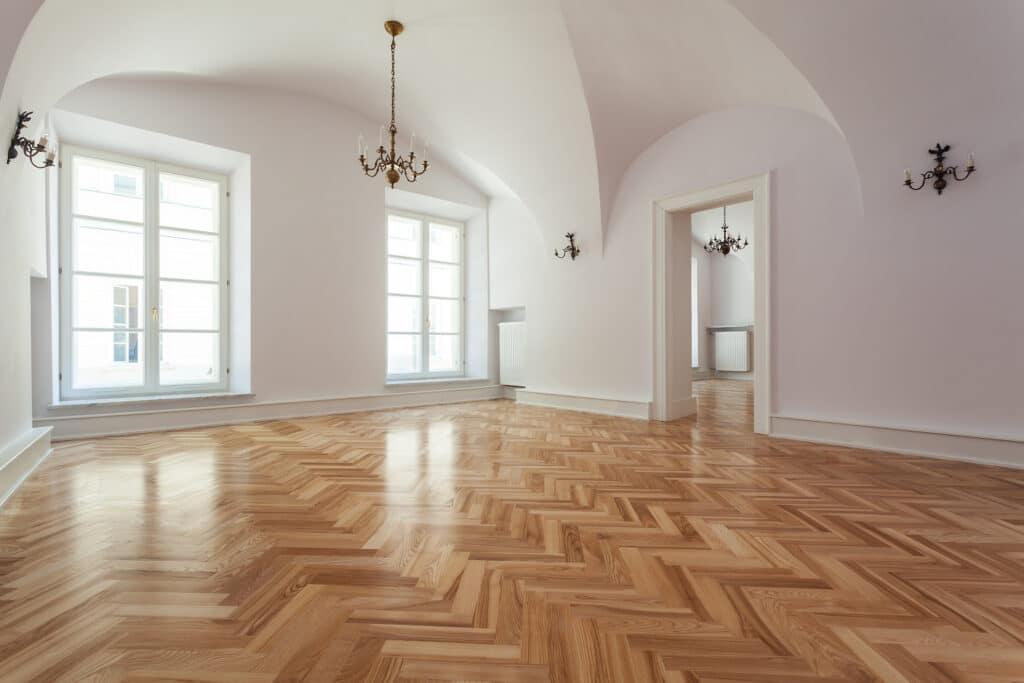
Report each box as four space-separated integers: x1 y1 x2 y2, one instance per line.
0 0 45 463
488 197 541 310
514 105 858 415
30 77 493 433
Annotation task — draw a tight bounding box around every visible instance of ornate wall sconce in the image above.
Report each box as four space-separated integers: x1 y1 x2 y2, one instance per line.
904 142 974 195
554 233 580 260
7 111 55 169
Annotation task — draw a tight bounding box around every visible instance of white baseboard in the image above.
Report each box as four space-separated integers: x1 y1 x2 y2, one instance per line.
501 386 521 400
771 415 1024 470
0 427 53 507
38 384 504 441
516 390 651 420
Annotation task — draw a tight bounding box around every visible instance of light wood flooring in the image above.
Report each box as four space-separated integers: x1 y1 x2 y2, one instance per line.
1 380 1023 682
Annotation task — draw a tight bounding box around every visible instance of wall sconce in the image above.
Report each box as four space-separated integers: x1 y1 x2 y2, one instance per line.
904 142 974 195
554 232 580 260
7 111 56 169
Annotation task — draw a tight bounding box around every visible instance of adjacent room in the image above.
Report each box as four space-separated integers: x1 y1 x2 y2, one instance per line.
0 1 1022 681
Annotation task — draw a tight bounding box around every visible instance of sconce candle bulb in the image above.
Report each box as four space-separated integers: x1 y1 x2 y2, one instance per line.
7 111 55 170
904 142 975 195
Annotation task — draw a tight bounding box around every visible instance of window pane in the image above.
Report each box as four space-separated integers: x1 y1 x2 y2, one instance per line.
429 262 460 298
73 157 144 223
73 275 144 329
160 332 219 385
160 229 218 281
388 295 421 333
388 215 421 257
388 334 421 375
429 223 460 263
160 281 218 330
428 299 460 333
160 173 218 232
72 331 145 389
73 218 144 275
429 335 460 373
388 257 421 295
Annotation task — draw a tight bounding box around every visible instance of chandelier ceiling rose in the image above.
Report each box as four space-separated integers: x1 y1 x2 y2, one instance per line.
357 19 429 188
704 205 748 256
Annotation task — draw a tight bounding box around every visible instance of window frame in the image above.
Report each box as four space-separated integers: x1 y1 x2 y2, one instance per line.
59 144 230 401
385 209 466 381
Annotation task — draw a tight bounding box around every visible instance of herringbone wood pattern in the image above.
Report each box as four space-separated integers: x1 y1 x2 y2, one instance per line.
2 381 1023 682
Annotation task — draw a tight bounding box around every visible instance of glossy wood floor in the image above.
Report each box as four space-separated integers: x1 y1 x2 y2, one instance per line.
2 381 1024 682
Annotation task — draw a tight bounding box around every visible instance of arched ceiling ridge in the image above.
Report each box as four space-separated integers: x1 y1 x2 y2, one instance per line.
559 0 847 237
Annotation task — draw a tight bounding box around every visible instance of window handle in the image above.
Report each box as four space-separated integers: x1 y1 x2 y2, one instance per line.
151 306 159 321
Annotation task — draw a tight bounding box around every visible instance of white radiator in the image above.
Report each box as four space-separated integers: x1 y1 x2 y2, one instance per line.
713 330 751 372
499 322 526 386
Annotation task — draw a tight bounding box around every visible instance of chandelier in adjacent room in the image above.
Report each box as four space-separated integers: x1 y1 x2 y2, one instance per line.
704 205 748 256
358 20 429 188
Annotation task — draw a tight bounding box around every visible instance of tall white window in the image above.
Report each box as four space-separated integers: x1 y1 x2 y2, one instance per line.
386 211 464 379
60 147 228 399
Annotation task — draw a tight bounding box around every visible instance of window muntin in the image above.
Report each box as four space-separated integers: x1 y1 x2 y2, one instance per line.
61 147 228 399
386 212 464 379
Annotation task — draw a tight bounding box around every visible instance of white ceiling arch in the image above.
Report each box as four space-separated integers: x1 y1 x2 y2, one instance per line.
2 0 599 248
3 0 846 252
559 0 839 231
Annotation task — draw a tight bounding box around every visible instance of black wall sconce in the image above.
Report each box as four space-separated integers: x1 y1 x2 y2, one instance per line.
554 232 580 260
7 111 55 169
904 142 974 195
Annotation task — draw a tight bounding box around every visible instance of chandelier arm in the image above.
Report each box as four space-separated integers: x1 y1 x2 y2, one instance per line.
949 165 974 182
364 159 385 178
27 153 51 169
905 171 931 191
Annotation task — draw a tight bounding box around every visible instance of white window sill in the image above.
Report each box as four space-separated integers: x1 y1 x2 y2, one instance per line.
385 377 487 387
49 392 254 411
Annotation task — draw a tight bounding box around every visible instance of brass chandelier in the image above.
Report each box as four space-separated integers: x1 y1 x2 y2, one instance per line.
703 205 748 256
358 20 429 188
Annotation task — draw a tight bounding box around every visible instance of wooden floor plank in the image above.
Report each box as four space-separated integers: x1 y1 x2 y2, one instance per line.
2 380 1023 681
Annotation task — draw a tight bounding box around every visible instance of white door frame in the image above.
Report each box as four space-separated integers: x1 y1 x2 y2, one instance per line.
652 172 772 433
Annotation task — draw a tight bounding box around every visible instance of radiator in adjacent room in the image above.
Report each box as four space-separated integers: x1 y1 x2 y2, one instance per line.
498 322 526 386
713 330 751 372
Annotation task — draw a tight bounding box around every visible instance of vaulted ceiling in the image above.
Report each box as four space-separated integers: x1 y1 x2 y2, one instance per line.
2 0 842 251
4 0 1022 249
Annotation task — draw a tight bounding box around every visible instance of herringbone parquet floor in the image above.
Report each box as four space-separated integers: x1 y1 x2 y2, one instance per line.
2 380 1023 682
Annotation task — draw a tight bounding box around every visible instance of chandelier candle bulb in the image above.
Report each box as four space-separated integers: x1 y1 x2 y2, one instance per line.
904 168 912 182
37 133 48 149
967 153 975 169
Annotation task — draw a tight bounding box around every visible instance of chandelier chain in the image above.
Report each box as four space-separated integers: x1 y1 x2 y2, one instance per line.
390 35 396 138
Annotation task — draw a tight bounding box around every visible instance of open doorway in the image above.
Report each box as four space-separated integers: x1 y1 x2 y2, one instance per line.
651 174 771 433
